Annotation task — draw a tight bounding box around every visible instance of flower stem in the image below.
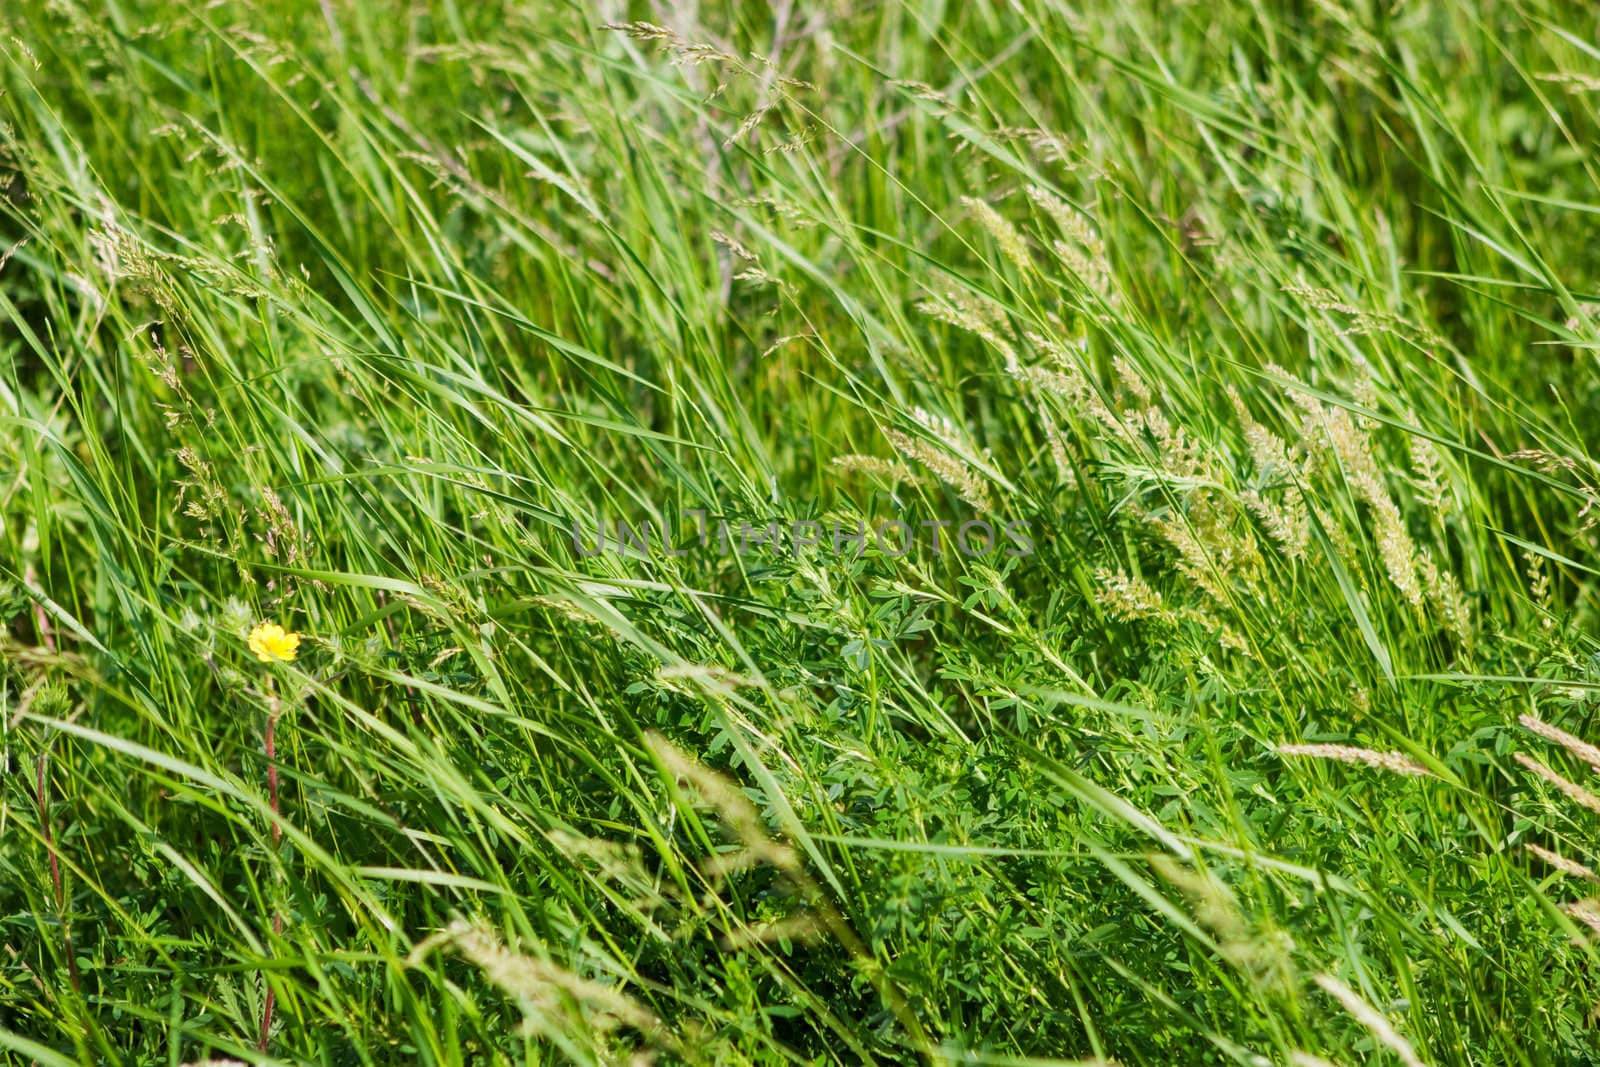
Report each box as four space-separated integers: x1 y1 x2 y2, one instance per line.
260 677 283 1051
35 743 79 992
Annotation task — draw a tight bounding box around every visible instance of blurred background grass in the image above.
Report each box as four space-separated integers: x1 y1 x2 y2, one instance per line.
5 0 1600 1063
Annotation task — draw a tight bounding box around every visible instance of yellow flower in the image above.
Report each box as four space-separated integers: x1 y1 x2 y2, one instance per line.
248 622 301 663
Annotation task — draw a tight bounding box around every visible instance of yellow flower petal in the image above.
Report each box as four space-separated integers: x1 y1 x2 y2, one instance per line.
248 622 301 663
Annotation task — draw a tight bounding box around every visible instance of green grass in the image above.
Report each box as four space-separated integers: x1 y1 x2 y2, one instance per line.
4 0 1600 1063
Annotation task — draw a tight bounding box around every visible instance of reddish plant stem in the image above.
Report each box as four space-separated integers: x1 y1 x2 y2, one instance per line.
258 982 276 1051
33 601 55 652
25 565 55 654
265 691 281 848
35 751 62 906
26 575 76 991
260 680 283 1051
36 746 80 991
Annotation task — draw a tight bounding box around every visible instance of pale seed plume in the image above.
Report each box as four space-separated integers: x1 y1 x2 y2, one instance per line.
719 912 824 951
1313 974 1426 1067
830 454 925 485
1291 385 1423 608
1563 898 1600 937
1276 743 1431 778
407 920 677 1051
884 407 994 510
1525 843 1600 882
645 732 796 873
918 286 1019 370
1149 855 1293 988
1418 548 1471 644
962 195 1034 274
1519 714 1600 774
1514 752 1600 815
1094 568 1167 623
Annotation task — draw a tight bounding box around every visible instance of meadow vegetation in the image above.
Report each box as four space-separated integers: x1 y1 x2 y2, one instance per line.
5 0 1600 1063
